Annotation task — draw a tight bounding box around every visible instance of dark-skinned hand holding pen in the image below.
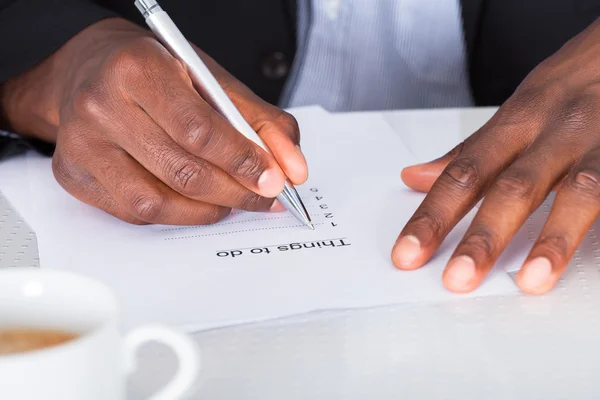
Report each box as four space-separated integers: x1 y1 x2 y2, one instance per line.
1 18 308 225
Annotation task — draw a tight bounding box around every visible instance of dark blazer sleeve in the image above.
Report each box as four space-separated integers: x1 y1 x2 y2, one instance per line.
0 0 118 85
0 130 52 160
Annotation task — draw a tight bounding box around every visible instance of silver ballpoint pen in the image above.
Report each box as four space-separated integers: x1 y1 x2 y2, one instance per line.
134 0 314 229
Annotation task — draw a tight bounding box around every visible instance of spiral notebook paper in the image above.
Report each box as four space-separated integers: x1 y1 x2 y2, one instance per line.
0 107 518 331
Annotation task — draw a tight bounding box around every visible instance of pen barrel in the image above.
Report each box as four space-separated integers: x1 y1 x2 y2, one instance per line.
144 11 270 154
143 9 312 228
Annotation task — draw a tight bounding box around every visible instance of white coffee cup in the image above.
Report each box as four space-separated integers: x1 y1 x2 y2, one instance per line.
0 268 200 400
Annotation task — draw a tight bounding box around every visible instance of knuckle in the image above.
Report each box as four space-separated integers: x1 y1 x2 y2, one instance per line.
406 209 447 242
493 106 533 129
108 37 153 70
51 152 76 187
492 170 535 200
179 112 215 152
461 228 497 256
106 48 143 81
568 168 600 198
497 85 558 128
556 94 598 133
97 196 148 225
169 158 205 194
130 192 165 222
536 234 570 259
228 147 265 180
440 157 481 191
106 37 173 85
51 149 92 188
72 86 107 120
510 85 554 109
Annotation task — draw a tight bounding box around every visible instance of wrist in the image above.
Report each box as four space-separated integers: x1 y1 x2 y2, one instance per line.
0 18 150 142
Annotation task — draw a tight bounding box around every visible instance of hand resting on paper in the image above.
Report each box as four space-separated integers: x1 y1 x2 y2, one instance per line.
0 18 307 225
393 19 600 295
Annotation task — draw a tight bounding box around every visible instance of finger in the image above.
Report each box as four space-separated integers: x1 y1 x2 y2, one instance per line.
108 108 277 212
120 43 286 198
88 144 231 225
516 148 600 294
251 109 307 185
69 181 147 225
441 141 570 293
401 142 465 193
52 152 146 225
192 47 308 184
392 125 529 271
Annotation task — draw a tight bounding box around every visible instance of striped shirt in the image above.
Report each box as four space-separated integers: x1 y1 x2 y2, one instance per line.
282 0 474 112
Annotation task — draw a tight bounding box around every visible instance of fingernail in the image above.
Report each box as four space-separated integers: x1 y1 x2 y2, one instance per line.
393 235 422 268
519 257 552 292
269 199 285 212
258 168 284 198
445 256 477 291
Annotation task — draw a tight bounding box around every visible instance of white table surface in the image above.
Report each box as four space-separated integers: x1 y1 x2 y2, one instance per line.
2 107 600 400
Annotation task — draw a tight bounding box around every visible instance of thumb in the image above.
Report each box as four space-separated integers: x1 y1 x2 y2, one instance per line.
401 142 464 193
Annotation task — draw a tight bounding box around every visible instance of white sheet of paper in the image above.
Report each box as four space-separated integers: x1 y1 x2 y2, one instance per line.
0 107 519 331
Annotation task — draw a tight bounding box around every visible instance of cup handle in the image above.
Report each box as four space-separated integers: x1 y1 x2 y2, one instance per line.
124 324 201 400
